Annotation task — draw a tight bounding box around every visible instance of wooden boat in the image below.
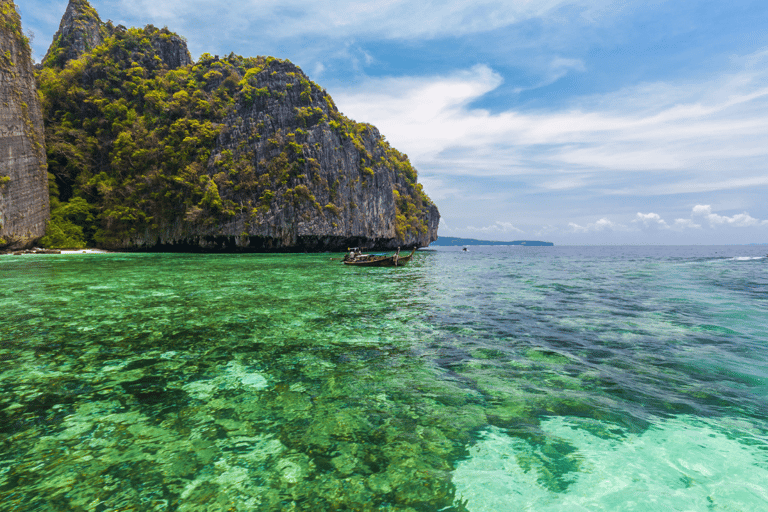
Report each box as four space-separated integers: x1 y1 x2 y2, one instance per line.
343 247 416 267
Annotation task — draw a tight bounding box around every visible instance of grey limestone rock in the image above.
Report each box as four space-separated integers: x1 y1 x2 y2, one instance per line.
42 0 106 67
39 2 438 252
43 0 192 71
150 32 193 69
118 59 439 252
0 1 50 250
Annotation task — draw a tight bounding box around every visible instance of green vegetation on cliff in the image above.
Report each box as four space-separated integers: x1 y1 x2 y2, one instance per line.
36 2 436 250
0 2 30 55
39 25 247 247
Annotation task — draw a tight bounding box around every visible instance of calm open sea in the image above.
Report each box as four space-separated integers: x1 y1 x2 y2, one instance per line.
1 245 767 511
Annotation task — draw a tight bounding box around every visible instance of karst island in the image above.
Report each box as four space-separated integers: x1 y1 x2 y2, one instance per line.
0 0 439 253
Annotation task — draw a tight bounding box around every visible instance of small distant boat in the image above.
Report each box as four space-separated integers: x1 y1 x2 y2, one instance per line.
343 247 416 267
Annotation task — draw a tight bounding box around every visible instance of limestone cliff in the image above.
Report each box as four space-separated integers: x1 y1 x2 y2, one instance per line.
117 58 439 252
42 0 106 67
0 1 49 249
39 1 438 252
43 0 192 70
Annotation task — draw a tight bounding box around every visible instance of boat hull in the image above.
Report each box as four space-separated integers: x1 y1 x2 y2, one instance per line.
342 248 416 267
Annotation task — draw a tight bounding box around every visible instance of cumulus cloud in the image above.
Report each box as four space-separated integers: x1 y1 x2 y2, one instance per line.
691 205 768 228
568 218 625 233
672 218 702 230
634 212 670 229
628 207 768 232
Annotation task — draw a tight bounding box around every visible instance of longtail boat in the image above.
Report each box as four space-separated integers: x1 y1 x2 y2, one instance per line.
342 247 416 267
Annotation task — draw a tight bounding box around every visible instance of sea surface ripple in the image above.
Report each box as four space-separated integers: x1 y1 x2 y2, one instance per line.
1 245 766 511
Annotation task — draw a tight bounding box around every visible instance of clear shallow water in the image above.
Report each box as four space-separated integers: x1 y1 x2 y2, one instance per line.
1 246 767 511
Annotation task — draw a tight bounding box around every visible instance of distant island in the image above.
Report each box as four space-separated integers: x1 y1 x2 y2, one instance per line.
430 237 554 247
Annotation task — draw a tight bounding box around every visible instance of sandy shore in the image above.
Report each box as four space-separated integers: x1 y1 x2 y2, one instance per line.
1 248 113 255
58 249 112 254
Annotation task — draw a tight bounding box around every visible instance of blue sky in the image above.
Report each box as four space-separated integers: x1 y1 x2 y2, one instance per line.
19 0 768 244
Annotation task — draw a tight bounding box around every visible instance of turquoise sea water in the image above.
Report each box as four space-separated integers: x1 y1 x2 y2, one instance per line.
1 246 767 511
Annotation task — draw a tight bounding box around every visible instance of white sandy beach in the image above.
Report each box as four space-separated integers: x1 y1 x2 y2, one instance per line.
58 249 112 254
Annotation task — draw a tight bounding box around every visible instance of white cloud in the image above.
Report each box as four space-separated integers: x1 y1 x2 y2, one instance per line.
608 174 768 196
465 221 525 234
416 176 462 201
330 47 768 205
312 62 326 78
691 205 768 228
25 0 768 245
568 218 625 233
672 218 702 230
567 222 588 233
634 212 670 229
333 64 505 163
541 175 591 190
612 206 768 233
116 0 627 41
512 56 587 94
624 207 768 233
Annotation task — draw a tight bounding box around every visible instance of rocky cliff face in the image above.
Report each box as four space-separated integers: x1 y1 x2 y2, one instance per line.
149 31 193 70
119 58 439 252
43 0 192 70
39 1 438 252
42 0 106 67
0 1 49 249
